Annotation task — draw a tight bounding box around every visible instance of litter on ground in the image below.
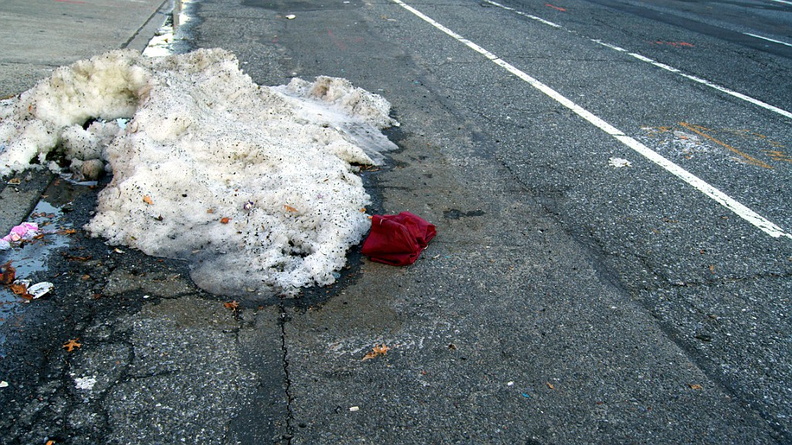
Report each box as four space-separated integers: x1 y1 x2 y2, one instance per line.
0 222 40 250
608 157 632 168
361 212 436 266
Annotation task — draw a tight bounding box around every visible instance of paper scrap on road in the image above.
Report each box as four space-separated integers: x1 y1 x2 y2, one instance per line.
608 157 632 168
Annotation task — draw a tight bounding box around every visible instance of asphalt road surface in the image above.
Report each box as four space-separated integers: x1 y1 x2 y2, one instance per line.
213 0 792 441
197 0 790 440
1 0 790 443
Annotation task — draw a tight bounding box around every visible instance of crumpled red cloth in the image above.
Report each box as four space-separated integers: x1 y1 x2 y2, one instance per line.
361 212 436 266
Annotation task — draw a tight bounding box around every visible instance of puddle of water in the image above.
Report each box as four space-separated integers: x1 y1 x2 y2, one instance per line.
0 200 73 357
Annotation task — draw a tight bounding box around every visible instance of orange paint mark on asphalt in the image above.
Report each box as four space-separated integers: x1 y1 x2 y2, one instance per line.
678 122 773 169
545 3 567 11
763 150 792 164
327 30 347 51
719 128 786 149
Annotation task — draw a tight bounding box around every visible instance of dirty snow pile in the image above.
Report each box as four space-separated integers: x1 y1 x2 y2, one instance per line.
0 48 399 296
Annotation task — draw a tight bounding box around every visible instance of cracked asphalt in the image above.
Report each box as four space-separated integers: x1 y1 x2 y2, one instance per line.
1 0 791 443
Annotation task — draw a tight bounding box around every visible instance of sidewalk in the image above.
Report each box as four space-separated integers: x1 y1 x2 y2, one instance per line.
0 0 170 235
0 0 170 98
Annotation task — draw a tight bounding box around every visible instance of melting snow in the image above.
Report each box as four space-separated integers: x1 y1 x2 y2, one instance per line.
0 49 399 296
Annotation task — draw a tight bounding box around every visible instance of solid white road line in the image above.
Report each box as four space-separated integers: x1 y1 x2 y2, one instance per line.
483 0 792 121
390 0 792 239
744 32 792 48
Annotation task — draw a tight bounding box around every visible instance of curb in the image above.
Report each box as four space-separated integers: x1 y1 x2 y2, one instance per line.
125 0 175 52
0 173 55 237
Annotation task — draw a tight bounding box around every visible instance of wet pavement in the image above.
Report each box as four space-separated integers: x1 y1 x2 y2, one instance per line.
1 175 289 443
1 0 791 444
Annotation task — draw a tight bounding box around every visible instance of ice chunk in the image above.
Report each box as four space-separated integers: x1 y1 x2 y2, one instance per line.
277 76 399 165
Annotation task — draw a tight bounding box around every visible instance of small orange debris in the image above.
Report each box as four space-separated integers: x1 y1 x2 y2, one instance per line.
0 261 16 285
143 195 154 205
63 339 82 352
223 300 239 310
9 282 27 295
220 217 231 224
284 205 298 213
362 344 390 361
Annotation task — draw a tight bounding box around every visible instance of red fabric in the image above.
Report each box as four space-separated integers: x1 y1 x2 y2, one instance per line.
361 212 436 266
